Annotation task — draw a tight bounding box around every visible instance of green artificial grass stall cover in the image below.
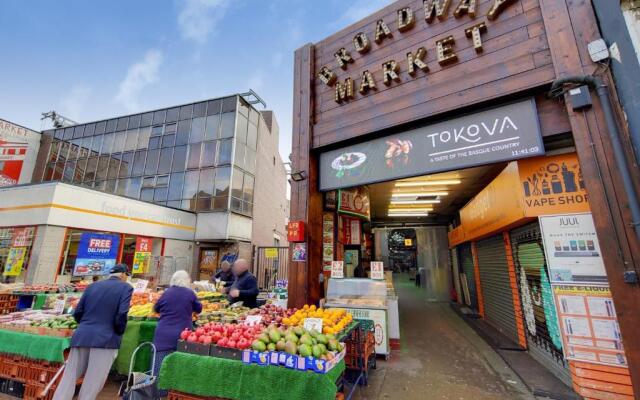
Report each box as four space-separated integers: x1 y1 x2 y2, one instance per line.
0 329 70 363
159 352 345 400
113 320 158 374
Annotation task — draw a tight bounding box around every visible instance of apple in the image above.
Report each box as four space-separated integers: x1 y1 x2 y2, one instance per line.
195 327 205 337
187 334 198 343
218 337 229 347
180 329 191 340
202 336 212 345
228 340 237 348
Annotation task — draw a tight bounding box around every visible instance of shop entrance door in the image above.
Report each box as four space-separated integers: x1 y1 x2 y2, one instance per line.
198 248 219 281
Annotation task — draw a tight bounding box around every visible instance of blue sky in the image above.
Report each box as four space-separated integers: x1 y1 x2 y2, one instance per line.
0 0 392 160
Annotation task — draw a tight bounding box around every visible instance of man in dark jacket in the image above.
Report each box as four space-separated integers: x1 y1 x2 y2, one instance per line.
212 260 234 290
53 264 133 400
228 259 259 308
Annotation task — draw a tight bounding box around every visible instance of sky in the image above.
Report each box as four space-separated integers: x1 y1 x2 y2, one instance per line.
0 0 393 161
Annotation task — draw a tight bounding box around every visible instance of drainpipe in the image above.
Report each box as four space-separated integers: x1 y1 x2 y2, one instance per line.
550 76 640 241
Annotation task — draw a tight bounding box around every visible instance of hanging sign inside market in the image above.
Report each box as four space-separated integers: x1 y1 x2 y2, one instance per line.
317 0 518 104
73 233 120 276
320 99 544 191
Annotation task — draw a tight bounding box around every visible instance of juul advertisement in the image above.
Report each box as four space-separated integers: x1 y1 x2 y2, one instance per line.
0 119 40 187
319 99 543 191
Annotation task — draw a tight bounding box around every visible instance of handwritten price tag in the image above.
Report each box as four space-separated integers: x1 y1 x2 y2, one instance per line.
53 299 66 315
304 318 323 333
134 279 149 293
244 315 263 326
331 261 344 279
370 261 384 280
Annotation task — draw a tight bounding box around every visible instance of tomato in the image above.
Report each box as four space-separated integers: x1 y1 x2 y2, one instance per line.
180 329 191 340
228 340 237 349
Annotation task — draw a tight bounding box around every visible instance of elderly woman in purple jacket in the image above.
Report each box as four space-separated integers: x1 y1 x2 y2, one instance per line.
152 270 202 392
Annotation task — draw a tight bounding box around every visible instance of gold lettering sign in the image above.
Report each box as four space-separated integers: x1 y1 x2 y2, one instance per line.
398 7 415 32
317 0 518 104
334 48 353 69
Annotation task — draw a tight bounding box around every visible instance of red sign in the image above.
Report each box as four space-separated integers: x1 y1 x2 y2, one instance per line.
11 228 32 247
135 237 153 253
338 187 370 220
341 216 361 245
287 221 305 242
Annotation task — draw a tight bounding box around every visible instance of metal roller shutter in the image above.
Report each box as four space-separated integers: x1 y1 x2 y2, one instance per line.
476 234 520 345
510 222 571 386
451 247 462 305
458 243 477 310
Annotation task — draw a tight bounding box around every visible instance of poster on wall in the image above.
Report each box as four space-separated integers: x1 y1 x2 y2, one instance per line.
341 216 361 246
338 187 370 220
132 237 152 275
322 213 334 271
74 233 120 276
539 213 606 284
3 247 27 276
553 285 627 367
0 119 40 187
324 191 337 211
292 243 307 262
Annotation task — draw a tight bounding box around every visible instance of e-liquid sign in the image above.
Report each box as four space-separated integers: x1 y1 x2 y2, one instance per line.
74 233 120 276
320 99 544 190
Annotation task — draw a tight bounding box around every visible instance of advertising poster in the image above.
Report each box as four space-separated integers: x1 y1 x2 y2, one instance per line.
553 285 627 367
132 237 152 275
341 216 361 246
292 243 306 262
322 213 334 271
3 247 27 276
74 233 120 276
338 187 370 220
539 213 606 284
0 119 40 187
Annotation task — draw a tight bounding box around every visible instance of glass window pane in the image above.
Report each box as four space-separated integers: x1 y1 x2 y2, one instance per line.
47 141 60 163
165 123 177 133
167 200 182 208
97 156 109 180
58 142 70 162
214 166 230 197
124 129 138 152
172 145 187 172
117 117 128 131
218 139 232 165
187 143 202 169
94 180 106 191
190 117 205 143
116 179 127 196
140 188 154 202
101 133 114 154
201 141 216 167
140 112 153 127
245 148 256 174
231 168 243 199
113 132 126 153
234 142 245 170
43 162 54 181
158 148 173 174
156 175 169 186
162 134 175 148
108 157 120 180
198 168 214 197
84 157 98 182
137 127 150 150
204 114 220 140
182 170 199 200
73 125 85 139
179 105 193 120
148 136 161 150
151 125 163 136
220 113 235 139
231 197 242 212
75 159 86 183
91 135 103 153
196 196 211 211
207 99 222 116
247 122 258 149
63 127 74 140
84 123 96 137
132 151 146 176
222 97 237 113
145 149 160 175
166 107 179 123
236 115 248 144
243 201 253 216
243 174 254 203
54 129 64 139
105 179 117 194
63 161 75 182
95 121 106 135
143 177 155 188
128 114 141 129
106 119 117 133
168 172 184 201
212 196 228 211
119 152 133 178
193 102 207 118
54 162 64 180
80 137 92 158
127 177 142 198
176 120 190 145
153 110 166 125
154 188 168 202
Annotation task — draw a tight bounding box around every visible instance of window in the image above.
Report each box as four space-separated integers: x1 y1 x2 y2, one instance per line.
84 123 96 137
157 148 173 174
222 97 237 113
63 127 74 140
176 120 190 145
75 159 87 183
106 119 117 133
166 107 179 123
218 139 232 165
234 142 245 170
190 117 205 143
198 168 214 197
127 177 142 198
80 137 92 158
73 125 85 139
168 172 184 201
156 174 169 187
132 151 146 176
137 127 151 150
236 115 248 144
182 170 199 201
148 136 161 150
117 117 129 131
214 166 230 197
84 157 98 182
54 129 64 139
220 113 235 139
97 156 109 180
154 187 168 202
207 99 222 116
62 161 75 182
153 110 166 125
142 177 155 188
116 179 127 196
165 123 177 134
58 142 70 162
204 114 220 140
151 125 163 136
128 114 141 129
247 122 258 149
102 133 114 154
201 141 216 167
91 135 103 153
119 152 133 178
124 129 138 152
114 132 126 153
145 149 160 175
193 102 207 118
179 105 193 120
108 157 120 180
172 146 187 172
245 148 256 174
162 134 176 148
105 179 117 194
95 121 107 135
140 112 153 127
187 143 202 169
230 168 253 215
0 227 36 281
141 188 154 201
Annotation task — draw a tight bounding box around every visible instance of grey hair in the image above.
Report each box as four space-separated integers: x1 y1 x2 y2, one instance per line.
170 270 191 288
220 260 231 269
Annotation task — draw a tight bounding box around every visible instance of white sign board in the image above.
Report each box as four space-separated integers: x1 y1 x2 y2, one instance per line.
303 318 323 333
244 315 263 326
370 262 384 280
331 261 344 279
133 279 149 294
53 299 66 315
342 307 389 355
539 213 607 285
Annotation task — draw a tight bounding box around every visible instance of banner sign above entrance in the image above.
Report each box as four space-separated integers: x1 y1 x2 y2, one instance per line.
319 99 544 191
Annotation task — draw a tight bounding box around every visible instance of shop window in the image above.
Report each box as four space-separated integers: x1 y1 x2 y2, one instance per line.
137 127 151 150
105 119 117 133
127 177 142 198
172 146 187 172
176 120 191 145
0 227 36 283
190 117 205 143
128 115 141 130
102 133 114 154
84 123 96 137
132 151 146 176
95 121 107 134
193 102 207 118
75 159 87 183
207 99 222 116
153 110 166 125
124 129 138 152
175 103 190 120
236 115 248 144
140 187 154 201
140 112 153 127
166 107 179 123
168 172 184 201
161 134 175 148
201 141 216 167
187 143 202 169
57 229 127 279
144 149 160 175
220 112 235 139
182 170 199 200
205 114 220 141
218 139 232 165
119 152 133 178
157 148 173 174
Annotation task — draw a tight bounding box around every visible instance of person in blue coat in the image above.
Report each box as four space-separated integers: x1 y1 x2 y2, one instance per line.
53 264 133 400
151 270 202 396
228 259 259 308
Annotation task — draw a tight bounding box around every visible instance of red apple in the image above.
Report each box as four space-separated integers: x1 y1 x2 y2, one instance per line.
187 334 198 343
228 340 237 348
180 329 191 340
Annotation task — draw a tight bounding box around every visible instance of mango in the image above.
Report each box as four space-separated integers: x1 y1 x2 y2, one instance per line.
298 343 312 357
284 341 298 355
252 340 267 352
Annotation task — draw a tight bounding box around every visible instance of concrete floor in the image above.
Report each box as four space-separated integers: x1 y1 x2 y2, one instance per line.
352 276 535 400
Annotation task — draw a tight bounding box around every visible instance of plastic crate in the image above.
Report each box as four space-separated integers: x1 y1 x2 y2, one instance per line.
26 364 59 386
23 383 55 400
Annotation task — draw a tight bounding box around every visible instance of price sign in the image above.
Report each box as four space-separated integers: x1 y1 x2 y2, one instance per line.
304 318 323 333
133 279 149 293
244 315 263 326
370 262 384 280
331 261 344 279
53 299 66 315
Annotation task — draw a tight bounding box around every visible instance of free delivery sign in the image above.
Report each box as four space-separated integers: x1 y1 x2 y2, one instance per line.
73 233 120 276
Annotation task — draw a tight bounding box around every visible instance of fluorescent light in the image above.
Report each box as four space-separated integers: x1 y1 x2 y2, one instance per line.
395 179 461 187
388 208 432 212
388 213 429 217
390 199 440 205
391 192 449 197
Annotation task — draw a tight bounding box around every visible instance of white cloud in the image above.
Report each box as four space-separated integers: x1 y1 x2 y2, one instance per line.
115 49 163 111
60 85 91 121
339 0 394 25
178 0 230 44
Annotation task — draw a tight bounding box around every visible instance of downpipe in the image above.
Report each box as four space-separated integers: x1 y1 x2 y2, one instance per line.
550 76 640 241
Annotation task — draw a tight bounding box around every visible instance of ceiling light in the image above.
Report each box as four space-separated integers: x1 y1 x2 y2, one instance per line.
395 179 461 187
388 207 433 212
390 199 441 205
391 192 449 197
388 213 429 217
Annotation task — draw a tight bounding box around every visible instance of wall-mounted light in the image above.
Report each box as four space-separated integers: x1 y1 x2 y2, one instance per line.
290 171 307 182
